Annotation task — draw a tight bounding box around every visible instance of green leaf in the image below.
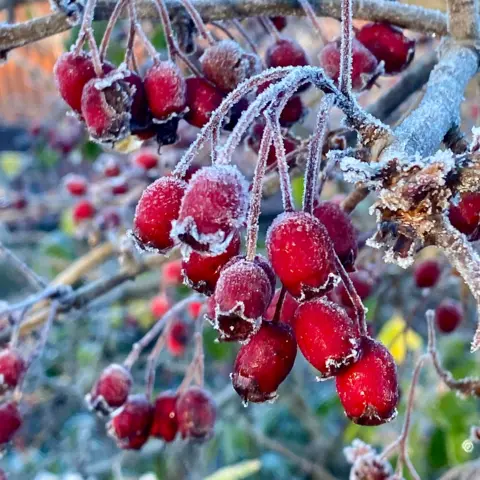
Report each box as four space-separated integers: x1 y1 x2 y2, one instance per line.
151 26 167 50
203 326 236 362
427 428 448 469
291 175 304 209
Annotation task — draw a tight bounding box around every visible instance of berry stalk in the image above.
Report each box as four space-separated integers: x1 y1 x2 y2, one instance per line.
99 0 129 60
339 0 353 95
178 0 215 45
297 0 327 45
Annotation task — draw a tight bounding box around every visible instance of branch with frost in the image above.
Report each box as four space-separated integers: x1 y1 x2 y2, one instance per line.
447 0 480 40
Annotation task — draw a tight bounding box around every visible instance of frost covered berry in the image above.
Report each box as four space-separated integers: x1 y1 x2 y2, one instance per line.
132 149 158 171
232 322 297 403
64 174 87 196
108 394 154 450
356 22 415 75
279 95 305 126
86 363 132 415
265 289 299 326
182 230 241 296
335 270 374 308
295 299 360 378
266 212 337 300
73 199 95 223
314 201 358 271
266 38 309 69
151 391 178 442
0 402 21 447
435 299 463 333
166 321 189 356
414 259 441 288
448 192 480 240
172 165 249 255
176 387 216 440
319 38 380 92
200 40 261 93
185 77 224 128
336 337 399 425
144 61 187 121
133 176 187 253
150 294 170 318
0 347 25 394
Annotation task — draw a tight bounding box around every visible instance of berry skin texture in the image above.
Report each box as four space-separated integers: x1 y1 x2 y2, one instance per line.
435 299 463 333
265 289 299 326
232 322 297 403
294 299 360 378
200 40 261 93
150 294 170 318
448 192 480 240
86 364 133 415
176 387 216 440
182 230 241 296
107 394 154 450
0 402 22 447
64 174 88 196
313 201 358 271
413 259 441 288
172 165 249 255
335 337 399 426
185 77 224 128
266 38 309 69
0 348 25 394
144 60 187 121
356 22 415 75
266 211 337 301
73 200 96 224
151 391 178 442
166 321 189 356
133 176 187 253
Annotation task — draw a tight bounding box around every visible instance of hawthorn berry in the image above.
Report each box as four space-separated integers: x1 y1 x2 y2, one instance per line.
448 192 480 240
72 199 96 223
356 22 415 75
336 337 399 426
172 165 249 255
295 299 360 378
270 16 287 31
413 259 441 288
0 401 22 447
335 270 374 308
266 38 309 69
103 157 121 177
86 363 132 415
266 212 337 300
279 95 305 127
435 299 463 333
188 301 203 319
111 178 129 196
107 394 154 450
0 347 25 394
150 294 170 318
176 387 216 440
163 259 183 286
166 321 189 356
124 71 151 133
182 230 241 296
132 149 159 171
151 391 178 442
232 321 297 403
185 77 224 128
133 176 187 253
265 289 299 326
64 174 87 196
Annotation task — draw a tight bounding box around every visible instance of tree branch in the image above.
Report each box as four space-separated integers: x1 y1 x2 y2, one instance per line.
447 0 480 40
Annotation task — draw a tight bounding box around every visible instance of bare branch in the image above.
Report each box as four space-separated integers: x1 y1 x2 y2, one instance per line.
447 0 480 41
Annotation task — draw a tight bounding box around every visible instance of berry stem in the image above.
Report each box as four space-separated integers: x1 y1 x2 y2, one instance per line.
73 0 97 55
127 0 159 59
86 29 104 77
272 286 287 324
259 16 281 41
178 0 215 45
302 94 334 214
151 0 177 60
230 19 262 58
124 7 138 71
245 124 272 262
297 0 328 45
178 332 205 392
99 0 129 60
339 0 353 95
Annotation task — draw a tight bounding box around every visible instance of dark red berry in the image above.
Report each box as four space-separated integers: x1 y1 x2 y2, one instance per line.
172 165 249 255
103 157 121 177
335 270 374 308
232 322 297 403
133 176 187 253
336 337 399 426
0 401 22 447
167 321 189 356
185 77 224 128
435 299 463 333
64 174 87 196
0 348 25 394
132 149 158 170
279 95 305 127
176 387 216 440
200 40 261 93
73 199 95 223
270 16 287 31
413 259 441 288
182 230 241 296
151 391 178 442
295 299 360 378
144 61 187 121
86 363 132 415
265 289 299 326
266 38 309 69
111 178 129 195
124 71 151 132
448 193 480 240
356 22 415 75
266 212 337 300
223 97 249 131
150 294 170 318
108 394 154 450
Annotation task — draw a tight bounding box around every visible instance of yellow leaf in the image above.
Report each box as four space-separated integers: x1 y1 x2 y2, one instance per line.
204 460 262 480
129 299 155 330
113 135 143 154
0 152 24 178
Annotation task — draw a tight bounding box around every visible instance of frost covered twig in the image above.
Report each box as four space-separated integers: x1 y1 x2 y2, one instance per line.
447 0 480 41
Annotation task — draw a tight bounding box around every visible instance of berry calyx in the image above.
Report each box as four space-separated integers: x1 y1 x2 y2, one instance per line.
166 320 189 356
448 192 480 240
0 401 22 447
185 77 225 128
265 289 299 326
335 337 399 426
0 348 25 394
133 176 187 253
413 259 441 288
294 299 360 378
151 391 178 442
231 321 297 403
132 149 159 171
150 294 171 318
72 199 96 224
435 299 463 333
176 386 216 440
64 174 88 196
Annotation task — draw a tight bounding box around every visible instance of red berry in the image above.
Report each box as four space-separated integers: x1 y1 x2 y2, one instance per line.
232 322 297 403
413 259 441 288
295 299 360 378
279 95 305 127
176 387 216 440
111 178 129 196
266 212 337 300
356 22 415 75
132 149 158 170
151 391 178 442
133 176 187 253
86 364 132 415
172 165 249 255
319 38 380 92
103 157 121 177
162 259 183 285
435 299 463 333
64 174 87 196
185 77 224 128
335 270 374 308
144 60 187 121
336 337 399 426
150 294 170 318
448 192 480 240
0 402 21 447
124 71 151 132
200 40 261 93
182 230 241 296
266 38 309 69
270 16 287 31
188 301 203 319
73 199 95 223
313 201 358 271
265 289 299 326
0 348 25 394
11 194 27 210
166 321 189 356
108 394 154 450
